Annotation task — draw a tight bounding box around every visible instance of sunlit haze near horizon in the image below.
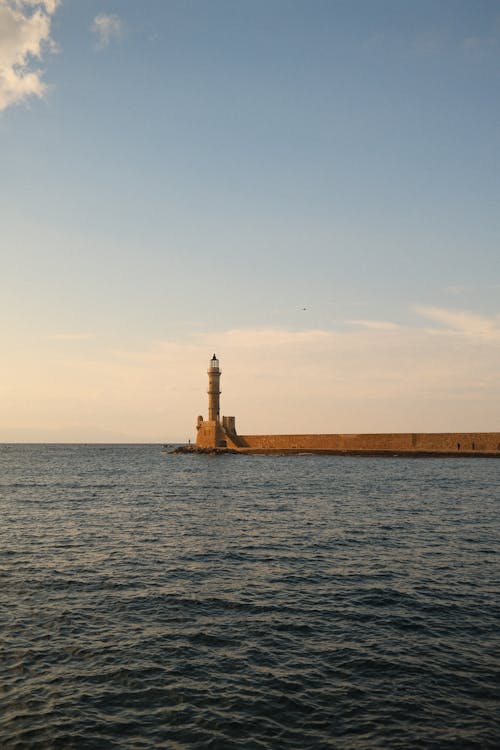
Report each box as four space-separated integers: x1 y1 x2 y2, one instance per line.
1 0 499 442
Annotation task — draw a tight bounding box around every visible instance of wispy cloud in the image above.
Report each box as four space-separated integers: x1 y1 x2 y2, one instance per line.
414 30 447 56
213 328 332 349
416 306 500 340
46 332 94 341
463 36 497 53
91 13 124 50
444 285 467 295
346 319 401 331
0 0 60 111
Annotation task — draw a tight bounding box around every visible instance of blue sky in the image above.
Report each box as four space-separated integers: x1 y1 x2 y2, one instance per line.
1 0 499 440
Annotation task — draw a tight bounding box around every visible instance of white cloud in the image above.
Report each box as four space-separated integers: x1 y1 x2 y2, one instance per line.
415 306 500 341
445 284 467 295
414 30 447 56
346 319 401 331
211 328 332 349
91 13 123 49
463 36 497 52
0 0 59 111
46 332 94 341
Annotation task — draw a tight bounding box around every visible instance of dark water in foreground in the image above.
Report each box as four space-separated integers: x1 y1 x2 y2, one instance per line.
0 445 499 749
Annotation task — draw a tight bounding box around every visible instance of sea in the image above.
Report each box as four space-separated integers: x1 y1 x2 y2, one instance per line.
0 444 498 749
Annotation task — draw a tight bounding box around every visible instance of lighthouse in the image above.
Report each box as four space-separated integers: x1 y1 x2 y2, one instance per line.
207 354 221 422
196 354 237 448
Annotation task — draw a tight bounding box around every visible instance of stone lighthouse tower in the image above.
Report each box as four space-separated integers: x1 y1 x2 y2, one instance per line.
207 354 221 421
196 354 237 448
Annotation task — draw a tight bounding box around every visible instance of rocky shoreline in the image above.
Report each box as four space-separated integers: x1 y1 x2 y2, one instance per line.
165 445 243 455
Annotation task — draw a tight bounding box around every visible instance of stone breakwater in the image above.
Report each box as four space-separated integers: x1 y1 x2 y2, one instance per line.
198 430 500 456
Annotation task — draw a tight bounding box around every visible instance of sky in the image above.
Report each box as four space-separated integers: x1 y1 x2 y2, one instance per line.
1 0 499 442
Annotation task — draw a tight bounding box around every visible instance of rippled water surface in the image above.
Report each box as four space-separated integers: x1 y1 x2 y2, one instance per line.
1 444 499 749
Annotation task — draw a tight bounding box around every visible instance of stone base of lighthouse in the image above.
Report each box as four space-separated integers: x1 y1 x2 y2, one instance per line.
196 418 227 448
196 416 239 449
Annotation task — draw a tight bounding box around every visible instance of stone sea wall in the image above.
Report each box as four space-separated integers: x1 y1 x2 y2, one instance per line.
231 432 500 454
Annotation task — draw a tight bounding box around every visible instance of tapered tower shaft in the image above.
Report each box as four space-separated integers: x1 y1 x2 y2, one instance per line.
207 354 221 422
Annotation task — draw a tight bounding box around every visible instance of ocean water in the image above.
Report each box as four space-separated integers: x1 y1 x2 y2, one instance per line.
0 444 498 749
